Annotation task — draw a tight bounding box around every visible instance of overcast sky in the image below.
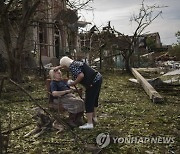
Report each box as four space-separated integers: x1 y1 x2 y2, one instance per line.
79 0 180 45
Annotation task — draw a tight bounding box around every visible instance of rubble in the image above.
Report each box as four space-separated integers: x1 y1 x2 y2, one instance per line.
130 67 180 103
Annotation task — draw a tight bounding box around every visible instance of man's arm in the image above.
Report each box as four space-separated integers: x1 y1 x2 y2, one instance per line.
52 89 73 97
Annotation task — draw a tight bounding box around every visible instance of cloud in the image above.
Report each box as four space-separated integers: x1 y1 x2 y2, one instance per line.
79 0 180 44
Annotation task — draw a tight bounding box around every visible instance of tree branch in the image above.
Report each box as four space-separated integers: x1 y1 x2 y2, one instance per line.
2 121 32 135
16 0 41 57
66 0 93 10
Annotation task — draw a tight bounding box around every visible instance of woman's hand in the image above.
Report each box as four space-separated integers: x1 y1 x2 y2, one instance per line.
67 79 74 86
53 66 63 71
69 72 84 86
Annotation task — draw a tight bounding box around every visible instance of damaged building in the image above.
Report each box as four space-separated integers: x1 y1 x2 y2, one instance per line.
0 0 89 69
78 22 164 69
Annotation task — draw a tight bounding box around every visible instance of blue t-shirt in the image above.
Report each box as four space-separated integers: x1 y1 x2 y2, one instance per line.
50 80 70 93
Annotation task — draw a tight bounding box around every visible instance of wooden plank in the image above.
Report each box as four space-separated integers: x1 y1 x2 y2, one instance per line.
131 68 163 103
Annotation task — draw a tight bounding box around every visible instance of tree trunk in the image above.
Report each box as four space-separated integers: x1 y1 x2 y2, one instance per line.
124 57 131 73
0 0 40 82
9 58 22 82
1 11 22 81
122 49 132 74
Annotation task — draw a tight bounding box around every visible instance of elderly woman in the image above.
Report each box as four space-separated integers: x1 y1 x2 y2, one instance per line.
49 69 84 127
54 56 102 129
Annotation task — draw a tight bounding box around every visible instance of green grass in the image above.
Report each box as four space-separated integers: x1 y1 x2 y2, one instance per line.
0 71 179 154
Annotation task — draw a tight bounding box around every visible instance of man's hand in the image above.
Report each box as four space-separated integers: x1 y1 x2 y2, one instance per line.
65 89 75 94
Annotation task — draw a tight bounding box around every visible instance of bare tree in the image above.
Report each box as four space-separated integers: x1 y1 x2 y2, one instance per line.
0 0 40 82
175 31 180 44
67 0 93 10
116 0 165 73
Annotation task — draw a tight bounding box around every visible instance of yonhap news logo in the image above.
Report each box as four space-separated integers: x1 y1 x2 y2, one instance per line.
96 133 175 148
96 133 111 148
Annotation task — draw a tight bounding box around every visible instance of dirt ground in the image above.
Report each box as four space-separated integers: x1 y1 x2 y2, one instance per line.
0 71 179 154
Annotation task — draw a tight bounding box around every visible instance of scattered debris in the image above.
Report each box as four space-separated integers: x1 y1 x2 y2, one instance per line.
135 67 160 73
130 68 180 86
155 52 176 61
128 78 139 84
160 69 180 85
129 77 165 87
156 61 180 69
147 78 164 87
162 69 180 76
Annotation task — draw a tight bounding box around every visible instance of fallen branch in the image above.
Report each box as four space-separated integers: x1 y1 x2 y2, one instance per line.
1 97 48 103
2 121 32 135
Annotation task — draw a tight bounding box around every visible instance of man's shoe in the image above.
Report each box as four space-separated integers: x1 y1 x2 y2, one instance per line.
79 123 93 129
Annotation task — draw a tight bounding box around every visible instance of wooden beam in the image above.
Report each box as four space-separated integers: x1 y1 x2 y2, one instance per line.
131 68 163 103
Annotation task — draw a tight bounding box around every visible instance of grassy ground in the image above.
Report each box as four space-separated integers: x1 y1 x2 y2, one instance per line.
0 71 179 154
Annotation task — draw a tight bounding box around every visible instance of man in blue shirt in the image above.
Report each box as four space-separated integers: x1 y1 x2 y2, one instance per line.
49 69 84 127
